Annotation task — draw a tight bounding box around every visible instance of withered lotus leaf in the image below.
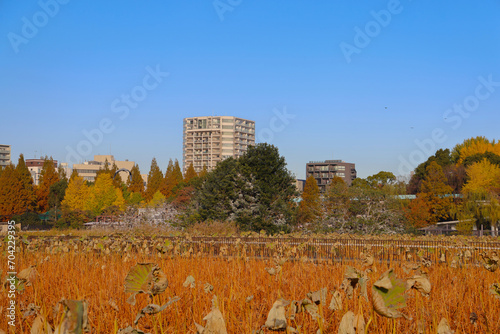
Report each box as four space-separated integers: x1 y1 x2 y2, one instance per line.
402 263 420 274
437 318 454 334
406 273 431 297
354 313 365 334
361 252 376 272
341 266 367 300
307 287 327 305
31 315 53 334
204 282 214 294
195 322 205 334
372 269 409 319
264 298 289 330
301 298 320 320
338 311 355 334
480 251 499 272
134 297 180 325
124 263 168 305
328 290 343 311
201 307 228 333
265 266 281 276
54 299 90 334
107 299 119 312
23 303 41 318
490 283 500 300
18 265 37 282
117 326 150 334
183 275 196 288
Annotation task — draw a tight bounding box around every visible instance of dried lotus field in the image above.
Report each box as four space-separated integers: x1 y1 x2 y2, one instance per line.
2 232 500 333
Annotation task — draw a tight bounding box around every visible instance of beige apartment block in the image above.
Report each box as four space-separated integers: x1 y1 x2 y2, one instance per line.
183 116 255 173
73 155 135 183
0 145 11 167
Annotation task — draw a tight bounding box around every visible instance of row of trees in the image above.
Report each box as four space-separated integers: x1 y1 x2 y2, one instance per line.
1 137 498 234
404 136 500 235
0 155 65 219
0 153 203 228
296 172 408 234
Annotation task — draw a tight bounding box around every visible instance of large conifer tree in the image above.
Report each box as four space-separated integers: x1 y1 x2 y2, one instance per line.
15 154 36 212
127 164 145 195
36 157 60 213
145 158 163 201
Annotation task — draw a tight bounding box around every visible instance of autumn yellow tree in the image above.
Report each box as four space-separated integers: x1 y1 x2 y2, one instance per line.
86 173 125 215
462 158 500 194
452 136 500 164
61 175 90 212
149 190 166 207
458 159 500 235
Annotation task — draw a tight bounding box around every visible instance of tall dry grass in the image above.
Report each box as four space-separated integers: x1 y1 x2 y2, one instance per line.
2 244 499 333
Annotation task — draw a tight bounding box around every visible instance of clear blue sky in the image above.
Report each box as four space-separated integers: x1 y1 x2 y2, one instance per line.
1 0 499 179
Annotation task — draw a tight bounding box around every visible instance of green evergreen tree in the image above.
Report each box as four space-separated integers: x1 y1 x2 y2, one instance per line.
194 143 297 232
420 161 453 222
57 165 67 180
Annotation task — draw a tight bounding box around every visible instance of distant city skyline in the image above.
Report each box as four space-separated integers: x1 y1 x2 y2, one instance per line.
1 1 499 179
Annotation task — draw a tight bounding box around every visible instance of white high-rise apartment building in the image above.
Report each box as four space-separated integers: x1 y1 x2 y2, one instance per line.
183 116 255 173
0 145 11 167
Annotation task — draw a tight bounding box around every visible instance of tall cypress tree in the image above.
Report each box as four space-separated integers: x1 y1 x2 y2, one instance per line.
16 154 36 212
145 158 163 201
127 164 145 195
160 159 175 198
173 159 184 185
297 175 321 224
184 162 197 183
37 157 60 213
0 164 24 218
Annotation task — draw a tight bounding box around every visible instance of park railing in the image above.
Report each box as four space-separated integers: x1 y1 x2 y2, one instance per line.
20 235 500 265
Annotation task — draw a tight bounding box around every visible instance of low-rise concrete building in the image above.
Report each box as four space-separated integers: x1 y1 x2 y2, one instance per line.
26 158 58 185
306 159 357 191
73 155 135 183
